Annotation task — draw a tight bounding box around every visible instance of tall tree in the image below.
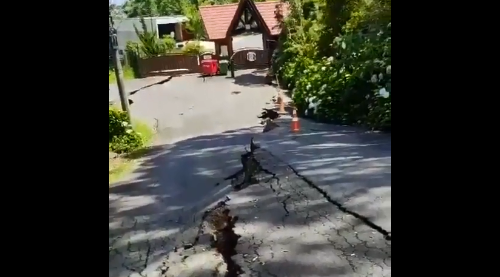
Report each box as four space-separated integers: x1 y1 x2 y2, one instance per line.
109 4 127 19
180 0 205 39
123 0 183 17
123 0 270 18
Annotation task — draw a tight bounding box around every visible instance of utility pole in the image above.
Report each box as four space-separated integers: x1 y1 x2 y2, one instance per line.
109 8 131 122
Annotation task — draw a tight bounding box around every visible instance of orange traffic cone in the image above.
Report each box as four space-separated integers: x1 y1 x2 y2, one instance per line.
291 109 300 132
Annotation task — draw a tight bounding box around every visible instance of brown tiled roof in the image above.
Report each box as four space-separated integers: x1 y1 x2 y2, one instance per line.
199 3 239 40
199 1 290 40
255 1 290 36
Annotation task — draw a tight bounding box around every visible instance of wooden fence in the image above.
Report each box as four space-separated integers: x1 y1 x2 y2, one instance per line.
137 54 201 77
137 52 228 78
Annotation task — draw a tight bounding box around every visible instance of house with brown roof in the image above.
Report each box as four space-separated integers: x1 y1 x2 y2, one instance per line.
199 0 289 60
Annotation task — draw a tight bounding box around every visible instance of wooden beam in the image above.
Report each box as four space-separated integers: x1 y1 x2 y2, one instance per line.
225 0 270 38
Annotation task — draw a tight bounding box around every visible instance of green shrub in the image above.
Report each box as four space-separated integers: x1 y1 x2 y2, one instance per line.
273 0 391 131
182 42 206 55
161 35 176 51
289 23 391 129
133 17 174 58
109 108 144 153
125 42 141 78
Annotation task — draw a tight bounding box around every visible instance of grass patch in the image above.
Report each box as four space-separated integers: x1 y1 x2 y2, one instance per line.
109 119 155 185
109 66 135 84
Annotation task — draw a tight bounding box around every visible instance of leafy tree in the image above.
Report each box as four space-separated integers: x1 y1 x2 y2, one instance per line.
122 0 269 19
123 0 183 17
180 0 205 39
273 0 391 131
109 4 127 19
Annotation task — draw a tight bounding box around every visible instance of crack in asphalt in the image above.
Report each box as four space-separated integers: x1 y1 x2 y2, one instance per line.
223 137 391 239
258 148 391 241
213 138 391 276
280 195 291 216
155 142 267 277
158 196 244 277
110 136 390 277
209 206 243 277
184 196 232 250
143 240 151 269
109 77 172 107
129 78 172 96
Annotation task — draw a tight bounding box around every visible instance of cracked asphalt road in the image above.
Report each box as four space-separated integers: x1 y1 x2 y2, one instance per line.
109 70 391 277
256 113 391 234
230 148 391 277
152 148 390 277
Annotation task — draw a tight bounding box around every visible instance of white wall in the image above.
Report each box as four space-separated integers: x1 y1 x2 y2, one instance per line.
232 34 264 50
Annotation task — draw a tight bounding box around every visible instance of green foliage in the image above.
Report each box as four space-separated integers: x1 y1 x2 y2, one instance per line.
182 42 206 55
109 108 144 153
109 3 127 19
123 0 183 17
125 42 142 78
161 35 177 50
181 0 206 39
274 0 391 131
109 66 136 84
133 17 174 58
120 0 230 41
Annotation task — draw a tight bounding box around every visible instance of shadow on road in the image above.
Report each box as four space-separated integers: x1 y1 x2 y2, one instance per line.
226 70 271 88
109 124 391 276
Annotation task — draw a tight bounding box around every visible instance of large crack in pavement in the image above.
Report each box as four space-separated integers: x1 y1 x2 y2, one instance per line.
256 148 391 241
224 138 390 241
158 139 264 277
228 138 391 276
181 198 243 277
111 137 390 277
208 137 390 276
156 201 242 277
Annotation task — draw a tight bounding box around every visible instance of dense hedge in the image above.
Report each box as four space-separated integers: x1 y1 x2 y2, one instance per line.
109 108 144 153
273 0 391 131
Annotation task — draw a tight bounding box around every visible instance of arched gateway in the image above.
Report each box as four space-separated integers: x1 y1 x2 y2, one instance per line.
199 0 289 78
